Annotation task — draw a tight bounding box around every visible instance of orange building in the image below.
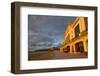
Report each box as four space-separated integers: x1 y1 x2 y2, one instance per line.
60 17 88 54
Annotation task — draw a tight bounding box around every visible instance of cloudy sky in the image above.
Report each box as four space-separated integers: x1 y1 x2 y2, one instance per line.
28 15 76 51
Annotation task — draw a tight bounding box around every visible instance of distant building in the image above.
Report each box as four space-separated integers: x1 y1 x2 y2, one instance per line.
60 17 88 54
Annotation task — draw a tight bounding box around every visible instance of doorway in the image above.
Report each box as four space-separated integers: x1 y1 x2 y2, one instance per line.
75 41 84 53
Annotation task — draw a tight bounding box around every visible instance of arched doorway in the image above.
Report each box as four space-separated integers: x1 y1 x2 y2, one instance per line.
67 46 70 52
63 46 70 53
75 41 84 53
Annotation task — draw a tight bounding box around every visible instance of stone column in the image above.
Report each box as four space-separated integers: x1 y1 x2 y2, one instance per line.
73 44 76 54
83 40 87 52
70 45 72 53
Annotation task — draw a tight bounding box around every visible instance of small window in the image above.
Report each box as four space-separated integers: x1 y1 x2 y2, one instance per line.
75 24 80 37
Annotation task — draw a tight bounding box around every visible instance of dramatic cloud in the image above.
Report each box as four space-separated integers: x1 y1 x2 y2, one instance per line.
28 15 76 51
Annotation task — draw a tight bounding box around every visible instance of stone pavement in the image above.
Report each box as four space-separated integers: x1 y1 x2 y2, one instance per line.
28 50 87 60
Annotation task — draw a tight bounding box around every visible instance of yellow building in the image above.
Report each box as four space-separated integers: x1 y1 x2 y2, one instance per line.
60 17 88 54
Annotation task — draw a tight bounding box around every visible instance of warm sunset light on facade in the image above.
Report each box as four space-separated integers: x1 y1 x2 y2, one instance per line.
60 17 88 55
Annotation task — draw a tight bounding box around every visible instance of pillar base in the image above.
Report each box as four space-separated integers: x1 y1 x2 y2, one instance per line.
84 51 88 56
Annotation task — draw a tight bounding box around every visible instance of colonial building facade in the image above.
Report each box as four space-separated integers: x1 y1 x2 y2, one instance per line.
60 17 88 54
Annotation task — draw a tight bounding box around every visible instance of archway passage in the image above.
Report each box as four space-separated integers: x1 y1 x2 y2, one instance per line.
66 46 70 52
63 46 70 53
75 41 84 53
